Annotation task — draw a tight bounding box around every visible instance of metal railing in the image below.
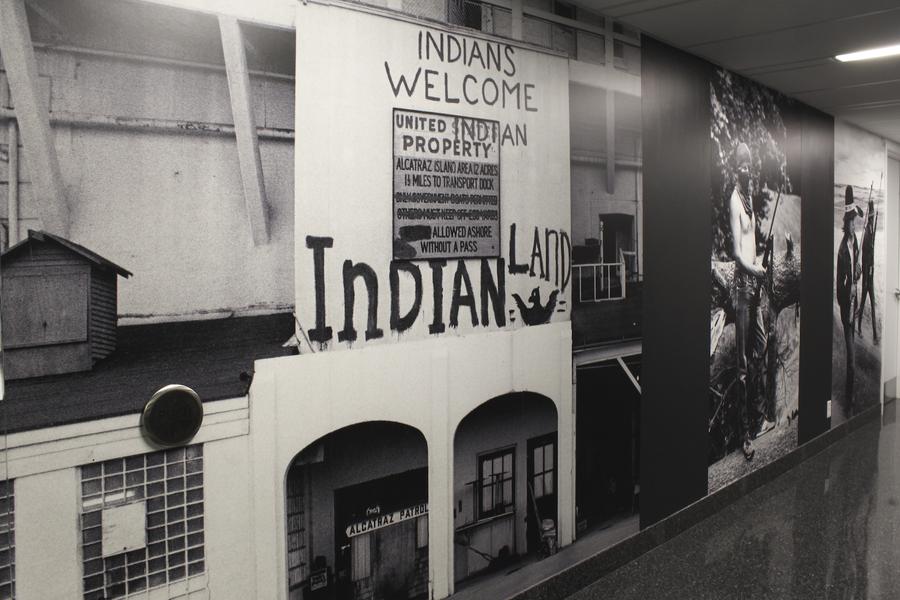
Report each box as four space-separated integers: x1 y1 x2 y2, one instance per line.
574 261 626 302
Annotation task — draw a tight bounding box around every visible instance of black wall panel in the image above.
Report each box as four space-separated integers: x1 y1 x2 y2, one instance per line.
642 35 836 526
640 37 713 526
799 107 835 443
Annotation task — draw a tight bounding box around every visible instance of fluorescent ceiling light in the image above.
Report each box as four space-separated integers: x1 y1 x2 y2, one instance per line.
836 43 900 62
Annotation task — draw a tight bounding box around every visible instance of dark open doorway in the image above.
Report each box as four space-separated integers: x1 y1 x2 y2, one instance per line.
575 356 641 533
599 213 635 268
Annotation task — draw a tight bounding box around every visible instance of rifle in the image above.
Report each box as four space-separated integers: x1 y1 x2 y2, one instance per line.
872 173 883 232
757 188 781 282
753 187 781 306
863 181 874 228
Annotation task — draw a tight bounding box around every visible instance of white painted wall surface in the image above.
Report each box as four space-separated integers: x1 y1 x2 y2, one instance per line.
15 469 82 600
294 3 572 351
1 48 295 322
141 0 297 28
204 434 257 599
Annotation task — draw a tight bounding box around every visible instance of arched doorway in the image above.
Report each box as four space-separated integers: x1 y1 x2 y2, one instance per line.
285 422 428 600
452 392 558 584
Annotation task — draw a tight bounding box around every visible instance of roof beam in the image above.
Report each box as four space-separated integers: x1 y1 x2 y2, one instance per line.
0 0 69 237
606 89 616 194
219 15 270 246
511 0 523 40
616 356 641 393
573 339 641 365
24 0 63 37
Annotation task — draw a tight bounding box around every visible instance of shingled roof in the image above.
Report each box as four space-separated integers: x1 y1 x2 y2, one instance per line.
3 313 296 434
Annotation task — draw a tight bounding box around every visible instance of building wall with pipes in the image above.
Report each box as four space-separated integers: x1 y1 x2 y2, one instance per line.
0 35 295 323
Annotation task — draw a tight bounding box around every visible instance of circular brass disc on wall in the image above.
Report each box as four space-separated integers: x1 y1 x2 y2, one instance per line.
141 384 203 447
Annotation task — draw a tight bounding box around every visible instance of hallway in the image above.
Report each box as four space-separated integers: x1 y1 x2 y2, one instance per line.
569 402 898 599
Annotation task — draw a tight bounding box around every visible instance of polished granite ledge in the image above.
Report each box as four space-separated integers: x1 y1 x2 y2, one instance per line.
510 402 885 600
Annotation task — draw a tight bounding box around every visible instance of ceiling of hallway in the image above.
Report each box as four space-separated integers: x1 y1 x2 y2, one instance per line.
578 0 900 144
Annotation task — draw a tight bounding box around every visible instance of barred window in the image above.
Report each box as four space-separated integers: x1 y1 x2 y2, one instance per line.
80 446 205 600
0 480 14 600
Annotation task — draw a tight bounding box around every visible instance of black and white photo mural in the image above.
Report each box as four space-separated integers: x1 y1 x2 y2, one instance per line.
708 69 802 493
832 121 886 425
569 79 643 540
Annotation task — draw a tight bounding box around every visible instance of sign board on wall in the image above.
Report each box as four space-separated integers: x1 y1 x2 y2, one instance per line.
295 2 571 350
345 503 428 537
101 501 147 557
309 569 329 591
393 109 501 260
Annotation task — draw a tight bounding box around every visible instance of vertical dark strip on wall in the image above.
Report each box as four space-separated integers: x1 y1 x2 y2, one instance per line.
798 107 834 443
640 36 713 526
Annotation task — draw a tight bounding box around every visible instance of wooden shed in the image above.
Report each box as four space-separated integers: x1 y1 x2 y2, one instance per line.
1 230 132 380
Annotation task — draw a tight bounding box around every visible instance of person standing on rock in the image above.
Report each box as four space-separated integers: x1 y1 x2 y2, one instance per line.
729 142 774 461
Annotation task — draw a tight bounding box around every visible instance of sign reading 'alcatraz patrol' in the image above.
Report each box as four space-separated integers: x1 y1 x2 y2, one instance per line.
393 109 501 260
345 503 429 538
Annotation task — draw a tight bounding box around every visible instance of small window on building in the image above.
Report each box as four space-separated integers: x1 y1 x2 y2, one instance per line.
350 534 371 581
613 21 639 40
463 0 483 30
478 448 514 519
553 0 576 20
80 446 205 600
0 480 14 600
531 442 555 499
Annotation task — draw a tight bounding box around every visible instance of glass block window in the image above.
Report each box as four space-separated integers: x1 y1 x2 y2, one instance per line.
80 446 205 600
0 480 14 600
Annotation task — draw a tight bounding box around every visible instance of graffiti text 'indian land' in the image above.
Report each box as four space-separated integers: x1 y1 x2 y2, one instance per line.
304 225 570 345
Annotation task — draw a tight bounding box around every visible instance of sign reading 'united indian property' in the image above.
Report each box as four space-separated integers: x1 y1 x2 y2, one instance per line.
393 109 501 260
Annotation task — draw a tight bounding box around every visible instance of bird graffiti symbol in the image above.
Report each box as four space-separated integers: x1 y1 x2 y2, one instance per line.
512 287 560 326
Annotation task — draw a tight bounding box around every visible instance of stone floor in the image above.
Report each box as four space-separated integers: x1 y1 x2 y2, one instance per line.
569 401 897 599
